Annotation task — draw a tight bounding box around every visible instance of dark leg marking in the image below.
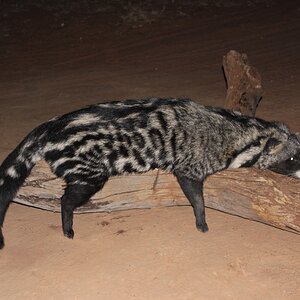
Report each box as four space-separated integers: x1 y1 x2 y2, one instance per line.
61 177 107 238
175 173 208 232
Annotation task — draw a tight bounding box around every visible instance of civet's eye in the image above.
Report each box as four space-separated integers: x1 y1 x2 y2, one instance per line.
290 157 294 161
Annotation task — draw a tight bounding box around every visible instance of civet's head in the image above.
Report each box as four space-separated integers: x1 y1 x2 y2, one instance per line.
255 127 300 179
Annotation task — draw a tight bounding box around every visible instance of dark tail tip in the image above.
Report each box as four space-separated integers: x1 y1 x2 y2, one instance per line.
0 229 4 249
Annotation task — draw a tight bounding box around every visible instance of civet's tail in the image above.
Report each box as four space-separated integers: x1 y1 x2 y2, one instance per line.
0 129 43 249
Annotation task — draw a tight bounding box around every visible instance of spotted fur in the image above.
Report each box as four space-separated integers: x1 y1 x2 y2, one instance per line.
0 98 299 248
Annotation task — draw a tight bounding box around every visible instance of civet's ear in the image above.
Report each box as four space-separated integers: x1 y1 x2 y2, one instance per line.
290 133 299 140
264 138 284 155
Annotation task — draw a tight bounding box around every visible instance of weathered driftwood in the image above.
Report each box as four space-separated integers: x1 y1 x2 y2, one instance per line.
16 161 300 233
13 50 300 234
223 50 263 117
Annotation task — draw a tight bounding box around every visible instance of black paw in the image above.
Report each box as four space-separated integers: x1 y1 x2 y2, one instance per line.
63 229 74 239
196 222 209 233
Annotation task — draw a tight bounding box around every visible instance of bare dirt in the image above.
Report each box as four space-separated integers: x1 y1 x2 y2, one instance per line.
0 1 300 299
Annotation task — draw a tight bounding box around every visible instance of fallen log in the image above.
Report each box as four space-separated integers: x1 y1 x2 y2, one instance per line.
13 50 300 234
16 161 300 233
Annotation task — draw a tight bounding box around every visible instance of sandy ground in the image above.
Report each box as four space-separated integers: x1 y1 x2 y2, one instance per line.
0 1 300 299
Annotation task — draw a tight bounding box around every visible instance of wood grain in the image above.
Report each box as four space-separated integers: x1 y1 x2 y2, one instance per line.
15 161 300 233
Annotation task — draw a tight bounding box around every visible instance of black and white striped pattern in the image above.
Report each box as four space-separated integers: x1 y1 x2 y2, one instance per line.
0 97 299 248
